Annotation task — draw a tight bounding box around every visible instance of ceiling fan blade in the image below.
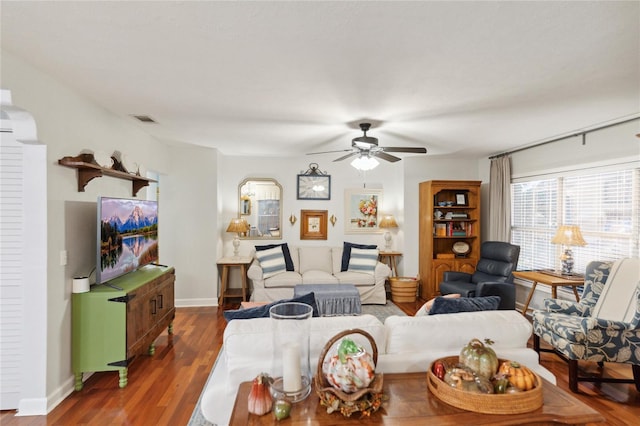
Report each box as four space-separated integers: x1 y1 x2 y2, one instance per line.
307 149 352 155
374 152 401 162
333 152 358 162
381 147 427 154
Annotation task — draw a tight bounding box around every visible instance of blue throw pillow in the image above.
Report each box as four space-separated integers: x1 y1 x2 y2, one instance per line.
341 242 378 272
256 243 294 271
223 292 319 322
428 296 501 315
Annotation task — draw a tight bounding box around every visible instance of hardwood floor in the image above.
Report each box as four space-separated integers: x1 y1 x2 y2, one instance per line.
1 300 638 425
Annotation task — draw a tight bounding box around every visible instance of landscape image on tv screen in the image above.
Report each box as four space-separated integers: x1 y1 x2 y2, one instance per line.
97 197 159 284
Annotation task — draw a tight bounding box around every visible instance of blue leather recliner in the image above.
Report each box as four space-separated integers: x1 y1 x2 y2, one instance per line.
438 241 521 310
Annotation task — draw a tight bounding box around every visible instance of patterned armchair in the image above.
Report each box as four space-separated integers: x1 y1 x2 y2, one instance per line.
532 258 640 392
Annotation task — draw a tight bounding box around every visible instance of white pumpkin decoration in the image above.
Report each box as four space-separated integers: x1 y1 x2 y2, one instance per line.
322 338 375 393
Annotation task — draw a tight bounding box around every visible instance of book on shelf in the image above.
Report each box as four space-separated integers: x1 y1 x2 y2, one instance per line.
434 222 473 237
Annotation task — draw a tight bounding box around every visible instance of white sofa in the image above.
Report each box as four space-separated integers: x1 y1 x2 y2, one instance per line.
248 246 390 304
200 310 556 425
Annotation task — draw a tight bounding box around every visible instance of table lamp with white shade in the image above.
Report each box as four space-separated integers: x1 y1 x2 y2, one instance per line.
226 218 248 257
551 225 587 274
378 214 398 251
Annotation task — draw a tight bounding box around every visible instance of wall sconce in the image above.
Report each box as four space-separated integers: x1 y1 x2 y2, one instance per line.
329 214 337 226
289 214 297 225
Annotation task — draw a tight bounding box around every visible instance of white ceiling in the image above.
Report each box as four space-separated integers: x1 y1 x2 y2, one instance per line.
2 1 638 159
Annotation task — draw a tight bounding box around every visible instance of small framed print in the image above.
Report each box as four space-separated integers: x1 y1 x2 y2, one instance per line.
297 175 331 200
455 193 468 206
300 209 328 240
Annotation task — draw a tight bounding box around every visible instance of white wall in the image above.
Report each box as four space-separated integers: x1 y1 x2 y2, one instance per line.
218 155 406 258
161 144 220 306
1 50 218 409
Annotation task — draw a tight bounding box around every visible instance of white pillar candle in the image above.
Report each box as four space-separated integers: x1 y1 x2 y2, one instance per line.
282 342 302 392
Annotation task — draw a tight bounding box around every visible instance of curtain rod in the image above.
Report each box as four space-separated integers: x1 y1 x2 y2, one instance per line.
488 115 640 160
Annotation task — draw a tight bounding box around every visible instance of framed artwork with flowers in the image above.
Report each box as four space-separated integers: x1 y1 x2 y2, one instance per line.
344 188 383 233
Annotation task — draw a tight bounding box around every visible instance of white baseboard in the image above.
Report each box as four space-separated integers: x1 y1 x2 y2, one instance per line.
16 397 48 416
176 297 218 307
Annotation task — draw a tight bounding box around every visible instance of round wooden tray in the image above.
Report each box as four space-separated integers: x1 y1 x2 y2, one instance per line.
427 356 543 415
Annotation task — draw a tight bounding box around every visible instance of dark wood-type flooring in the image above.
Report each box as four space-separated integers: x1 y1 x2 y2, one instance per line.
2 298 638 425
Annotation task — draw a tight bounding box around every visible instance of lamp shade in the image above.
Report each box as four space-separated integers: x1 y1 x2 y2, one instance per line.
226 218 248 234
378 214 398 229
351 156 379 171
551 225 587 247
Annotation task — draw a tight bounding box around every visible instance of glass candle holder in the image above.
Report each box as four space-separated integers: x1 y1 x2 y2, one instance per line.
269 302 312 403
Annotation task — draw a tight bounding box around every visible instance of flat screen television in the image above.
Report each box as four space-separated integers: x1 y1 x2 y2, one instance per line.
96 196 159 285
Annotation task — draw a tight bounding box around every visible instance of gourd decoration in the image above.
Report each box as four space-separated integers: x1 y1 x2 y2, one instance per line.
247 373 273 416
459 338 498 379
498 360 537 391
442 364 493 394
323 337 376 393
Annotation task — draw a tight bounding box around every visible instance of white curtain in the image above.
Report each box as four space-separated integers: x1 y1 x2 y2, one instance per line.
489 155 512 242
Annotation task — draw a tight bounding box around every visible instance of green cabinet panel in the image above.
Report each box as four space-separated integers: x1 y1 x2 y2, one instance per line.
72 265 175 390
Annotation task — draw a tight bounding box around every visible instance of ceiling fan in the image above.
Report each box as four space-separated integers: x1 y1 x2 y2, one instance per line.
307 122 427 165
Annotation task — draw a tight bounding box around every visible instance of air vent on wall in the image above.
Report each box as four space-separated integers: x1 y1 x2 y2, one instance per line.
132 115 157 123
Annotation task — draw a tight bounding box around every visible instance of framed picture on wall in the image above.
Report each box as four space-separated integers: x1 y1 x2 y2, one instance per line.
300 209 328 240
297 175 331 200
344 188 383 234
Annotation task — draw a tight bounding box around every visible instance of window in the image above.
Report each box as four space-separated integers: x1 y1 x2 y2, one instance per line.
511 168 639 273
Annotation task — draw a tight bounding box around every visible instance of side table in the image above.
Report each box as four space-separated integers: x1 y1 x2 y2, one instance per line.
513 270 584 316
217 256 253 306
378 251 402 277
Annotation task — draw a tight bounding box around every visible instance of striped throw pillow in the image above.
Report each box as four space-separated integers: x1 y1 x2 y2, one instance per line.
256 246 287 279
347 247 379 275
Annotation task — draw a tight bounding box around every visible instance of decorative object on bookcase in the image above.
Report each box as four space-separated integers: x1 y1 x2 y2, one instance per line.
452 241 471 257
551 225 587 274
419 180 481 299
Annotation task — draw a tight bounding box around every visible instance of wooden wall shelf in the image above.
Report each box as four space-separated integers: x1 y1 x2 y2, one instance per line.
58 154 156 197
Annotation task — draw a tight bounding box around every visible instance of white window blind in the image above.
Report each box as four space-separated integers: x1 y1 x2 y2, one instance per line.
511 168 639 273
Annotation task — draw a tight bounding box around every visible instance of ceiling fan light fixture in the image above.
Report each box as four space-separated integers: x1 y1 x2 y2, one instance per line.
351 155 379 171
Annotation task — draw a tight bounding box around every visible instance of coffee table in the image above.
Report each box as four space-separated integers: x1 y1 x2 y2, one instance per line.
229 372 604 425
293 284 361 316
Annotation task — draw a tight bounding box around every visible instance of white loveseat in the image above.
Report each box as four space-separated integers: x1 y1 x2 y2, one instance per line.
200 310 556 425
248 246 391 304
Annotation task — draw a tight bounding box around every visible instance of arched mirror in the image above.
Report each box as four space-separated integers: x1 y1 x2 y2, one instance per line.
238 178 282 240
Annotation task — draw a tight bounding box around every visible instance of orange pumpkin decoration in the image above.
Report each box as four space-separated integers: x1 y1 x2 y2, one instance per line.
498 361 536 391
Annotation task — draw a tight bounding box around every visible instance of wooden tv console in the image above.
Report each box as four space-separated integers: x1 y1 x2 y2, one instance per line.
72 265 175 390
